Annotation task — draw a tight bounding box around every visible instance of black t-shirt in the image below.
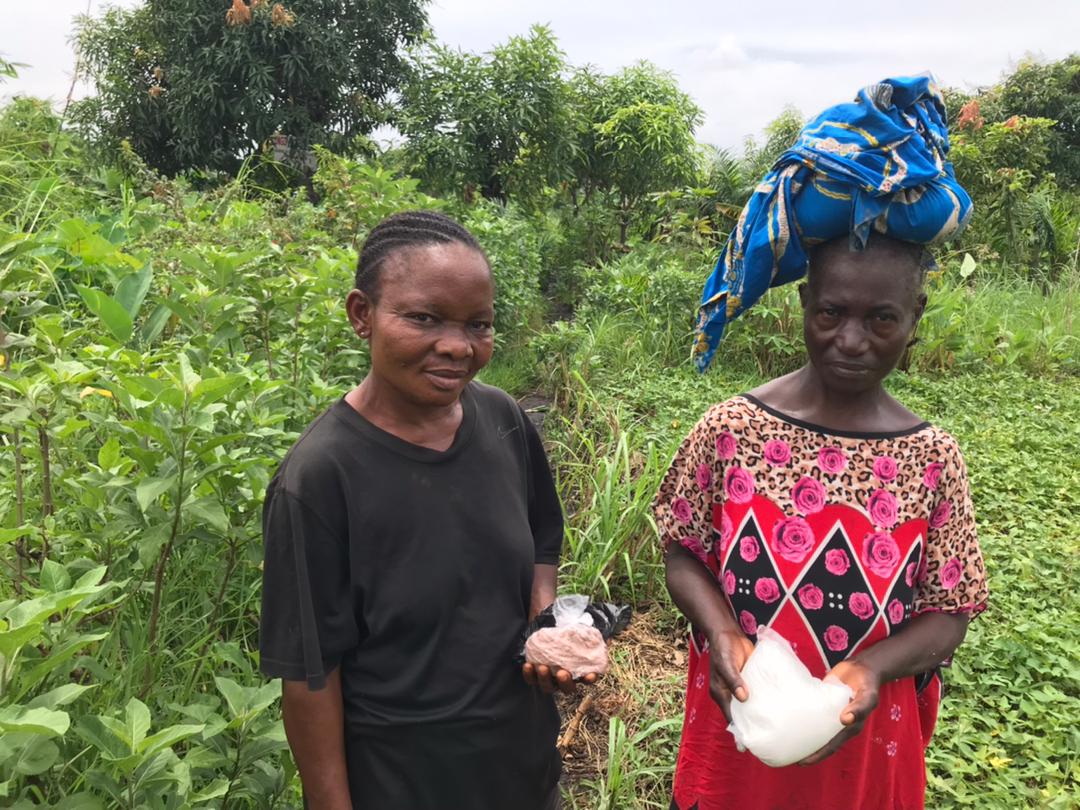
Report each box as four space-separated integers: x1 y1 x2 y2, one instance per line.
260 382 563 808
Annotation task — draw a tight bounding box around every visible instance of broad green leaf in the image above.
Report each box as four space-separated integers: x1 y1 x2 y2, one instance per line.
10 736 60 776
141 303 171 344
4 581 110 632
136 475 176 512
188 777 230 802
74 716 128 760
115 264 153 319
124 698 151 752
17 633 108 697
192 374 245 405
214 676 249 721
76 286 133 343
0 526 31 545
98 436 122 471
72 565 108 590
26 683 97 711
177 352 200 393
40 559 71 592
138 722 205 757
53 793 106 810
0 706 70 737
0 623 44 658
183 496 229 533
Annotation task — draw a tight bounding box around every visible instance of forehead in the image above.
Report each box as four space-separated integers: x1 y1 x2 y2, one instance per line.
809 245 919 305
379 242 493 309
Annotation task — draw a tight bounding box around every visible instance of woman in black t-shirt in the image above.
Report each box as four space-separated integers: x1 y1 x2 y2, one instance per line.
259 211 591 809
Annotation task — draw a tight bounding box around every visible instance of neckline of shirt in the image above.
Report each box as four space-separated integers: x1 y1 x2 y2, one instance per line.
739 393 932 440
330 384 477 462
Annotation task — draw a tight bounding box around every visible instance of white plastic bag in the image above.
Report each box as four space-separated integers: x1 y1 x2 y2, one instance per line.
728 627 854 767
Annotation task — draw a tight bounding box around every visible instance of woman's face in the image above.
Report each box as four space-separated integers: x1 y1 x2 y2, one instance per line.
799 244 925 396
348 242 495 410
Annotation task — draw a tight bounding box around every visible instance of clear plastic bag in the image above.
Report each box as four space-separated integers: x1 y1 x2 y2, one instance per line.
516 594 631 677
728 627 854 767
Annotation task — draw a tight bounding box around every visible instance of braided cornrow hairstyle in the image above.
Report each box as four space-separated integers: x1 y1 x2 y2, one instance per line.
355 211 487 300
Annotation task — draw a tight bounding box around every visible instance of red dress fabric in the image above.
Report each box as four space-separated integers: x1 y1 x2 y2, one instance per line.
653 396 988 810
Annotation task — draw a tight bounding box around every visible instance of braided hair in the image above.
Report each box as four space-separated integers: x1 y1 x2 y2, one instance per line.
355 211 487 300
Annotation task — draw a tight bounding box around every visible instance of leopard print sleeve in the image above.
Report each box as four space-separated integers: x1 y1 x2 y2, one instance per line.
912 433 989 617
652 404 729 562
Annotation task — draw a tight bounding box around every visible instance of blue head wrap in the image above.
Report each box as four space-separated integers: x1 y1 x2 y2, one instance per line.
693 75 972 371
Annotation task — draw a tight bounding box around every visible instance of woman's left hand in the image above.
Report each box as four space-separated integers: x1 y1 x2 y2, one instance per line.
522 663 600 695
797 659 882 766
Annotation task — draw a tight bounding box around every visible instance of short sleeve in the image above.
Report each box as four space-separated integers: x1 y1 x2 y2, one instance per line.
912 440 989 617
259 481 361 688
652 408 725 562
522 412 563 565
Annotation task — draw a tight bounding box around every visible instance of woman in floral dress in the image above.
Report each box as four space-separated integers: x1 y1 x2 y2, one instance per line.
654 233 989 809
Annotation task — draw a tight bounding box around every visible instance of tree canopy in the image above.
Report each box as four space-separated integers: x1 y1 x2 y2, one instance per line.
73 0 429 175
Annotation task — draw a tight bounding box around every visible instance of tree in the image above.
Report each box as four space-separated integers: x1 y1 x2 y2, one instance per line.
999 55 1080 185
397 25 576 203
571 63 702 243
72 0 428 176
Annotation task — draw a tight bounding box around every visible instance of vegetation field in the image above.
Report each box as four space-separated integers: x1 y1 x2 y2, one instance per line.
2 20 1079 810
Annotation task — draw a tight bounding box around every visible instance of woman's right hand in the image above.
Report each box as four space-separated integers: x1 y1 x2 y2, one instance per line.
707 628 755 722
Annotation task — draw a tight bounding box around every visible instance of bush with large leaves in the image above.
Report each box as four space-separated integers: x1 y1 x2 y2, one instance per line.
398 25 576 205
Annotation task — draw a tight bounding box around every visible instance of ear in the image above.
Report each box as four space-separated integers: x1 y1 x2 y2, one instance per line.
798 282 809 309
346 289 374 339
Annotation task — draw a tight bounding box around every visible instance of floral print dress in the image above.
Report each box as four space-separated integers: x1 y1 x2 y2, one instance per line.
653 395 988 810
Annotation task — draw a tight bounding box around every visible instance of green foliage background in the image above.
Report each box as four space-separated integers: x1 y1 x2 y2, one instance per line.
1 31 1078 810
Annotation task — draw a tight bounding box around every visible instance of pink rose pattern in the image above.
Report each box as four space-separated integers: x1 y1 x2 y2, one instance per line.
867 489 899 529
792 476 826 515
824 625 849 652
873 455 898 482
818 446 848 475
862 532 901 578
695 463 712 490
653 398 987 673
771 516 815 563
923 462 944 491
825 549 850 576
672 497 693 525
739 610 758 636
887 599 905 625
940 557 964 590
929 500 952 529
763 439 791 466
754 577 781 604
717 431 737 460
724 466 756 504
905 562 917 587
797 584 823 610
723 570 736 595
849 592 875 620
739 535 760 563
719 510 734 551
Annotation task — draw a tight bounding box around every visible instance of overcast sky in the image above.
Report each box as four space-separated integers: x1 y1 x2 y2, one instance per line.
4 0 1078 150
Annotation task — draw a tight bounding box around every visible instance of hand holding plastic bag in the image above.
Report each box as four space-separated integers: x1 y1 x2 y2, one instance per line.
519 595 631 692
728 627 854 767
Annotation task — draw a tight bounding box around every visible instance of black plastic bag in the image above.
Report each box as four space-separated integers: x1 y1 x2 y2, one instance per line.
516 594 631 664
